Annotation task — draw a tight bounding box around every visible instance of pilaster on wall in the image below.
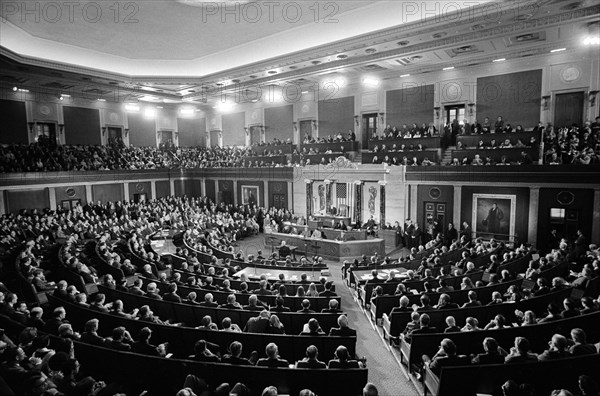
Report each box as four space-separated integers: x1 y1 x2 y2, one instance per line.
150 181 157 200
0 192 5 215
49 187 57 211
85 184 93 203
528 187 540 245
453 186 462 227
593 188 600 245
169 179 175 196
409 184 418 223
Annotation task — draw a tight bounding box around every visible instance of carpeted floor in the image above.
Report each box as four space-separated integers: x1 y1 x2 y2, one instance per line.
235 235 418 396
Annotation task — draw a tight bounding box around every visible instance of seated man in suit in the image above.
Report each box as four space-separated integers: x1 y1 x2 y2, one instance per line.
296 345 327 368
330 205 338 215
321 299 342 314
278 241 291 259
256 342 289 367
244 310 271 333
471 337 507 364
328 345 362 368
424 338 469 377
329 314 357 337
410 314 438 337
363 215 378 236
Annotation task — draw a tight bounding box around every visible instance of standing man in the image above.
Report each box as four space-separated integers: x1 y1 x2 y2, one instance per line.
461 221 472 244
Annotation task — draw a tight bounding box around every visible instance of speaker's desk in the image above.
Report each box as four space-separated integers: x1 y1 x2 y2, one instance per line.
265 232 385 261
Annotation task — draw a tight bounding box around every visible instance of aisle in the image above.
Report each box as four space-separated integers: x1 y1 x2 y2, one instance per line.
235 235 417 396
333 270 417 396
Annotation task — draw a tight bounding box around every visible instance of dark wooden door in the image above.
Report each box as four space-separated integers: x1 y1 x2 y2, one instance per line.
299 120 312 140
362 113 377 146
272 194 287 209
554 92 584 129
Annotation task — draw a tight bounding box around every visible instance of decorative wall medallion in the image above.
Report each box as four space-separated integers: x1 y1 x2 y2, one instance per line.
39 105 51 116
302 104 309 113
273 183 283 192
251 111 258 120
109 112 119 122
65 188 76 197
135 183 145 192
556 191 574 205
429 187 441 199
560 66 580 83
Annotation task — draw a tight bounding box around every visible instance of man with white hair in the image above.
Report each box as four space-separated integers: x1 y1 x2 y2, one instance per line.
329 314 356 336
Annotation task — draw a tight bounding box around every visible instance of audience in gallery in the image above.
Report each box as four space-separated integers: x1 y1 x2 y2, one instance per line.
1 114 598 172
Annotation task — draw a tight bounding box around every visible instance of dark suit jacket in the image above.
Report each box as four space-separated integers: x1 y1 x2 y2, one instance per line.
256 358 289 368
471 352 504 365
279 246 291 258
222 355 252 365
244 317 270 333
81 332 105 346
411 326 438 335
429 355 470 376
132 341 159 356
297 359 327 369
329 327 357 337
327 359 360 369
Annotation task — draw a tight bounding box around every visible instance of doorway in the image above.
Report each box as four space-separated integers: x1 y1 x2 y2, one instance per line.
362 113 378 146
424 202 446 243
554 91 584 129
272 193 287 209
299 120 312 141
36 122 57 148
133 193 147 203
444 105 466 125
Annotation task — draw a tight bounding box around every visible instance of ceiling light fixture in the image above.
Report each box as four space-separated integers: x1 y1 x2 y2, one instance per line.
125 103 140 112
443 66 455 70
144 108 156 118
400 74 410 77
362 77 380 86
97 98 106 102
550 48 566 52
493 58 506 62
583 36 600 45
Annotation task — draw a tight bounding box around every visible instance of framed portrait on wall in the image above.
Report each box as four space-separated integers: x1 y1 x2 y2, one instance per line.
241 185 259 207
472 194 516 241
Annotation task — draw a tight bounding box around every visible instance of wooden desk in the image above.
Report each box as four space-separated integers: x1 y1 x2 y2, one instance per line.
312 214 351 227
234 267 326 282
308 219 324 229
292 225 367 241
265 233 386 261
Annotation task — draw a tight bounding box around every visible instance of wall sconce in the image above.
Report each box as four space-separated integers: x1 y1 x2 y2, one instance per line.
589 90 599 107
27 122 35 134
378 112 384 123
434 107 441 118
58 124 64 135
101 127 106 136
124 129 129 137
244 127 249 136
174 131 179 139
467 103 475 116
311 120 318 129
541 95 551 110
354 115 359 126
293 122 298 132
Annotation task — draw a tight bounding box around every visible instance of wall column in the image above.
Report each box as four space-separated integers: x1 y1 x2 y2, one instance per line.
528 187 540 245
263 180 268 208
453 185 462 227
287 182 293 210
233 180 238 205
169 179 175 196
85 184 93 203
409 184 418 223
150 181 157 200
324 179 332 213
379 181 387 226
201 179 206 198
354 181 363 224
0 191 5 215
123 183 130 202
305 180 313 216
592 188 600 244
49 187 57 211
